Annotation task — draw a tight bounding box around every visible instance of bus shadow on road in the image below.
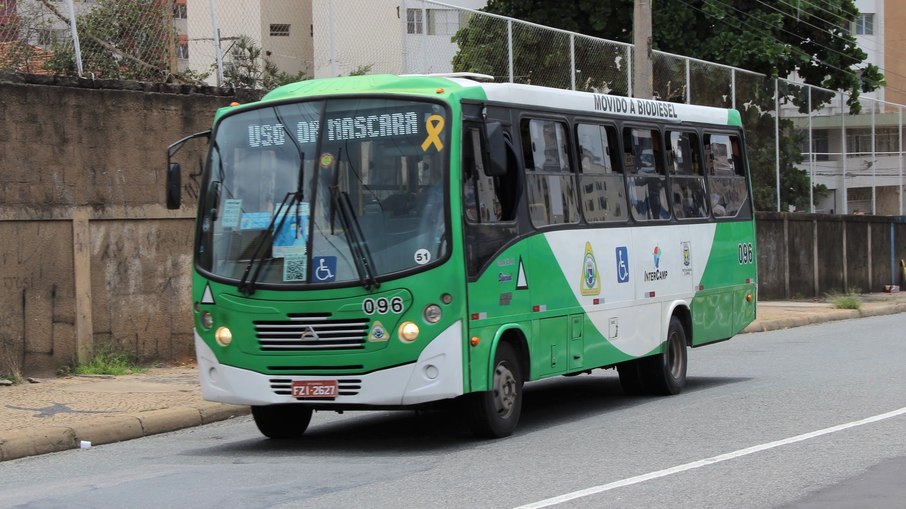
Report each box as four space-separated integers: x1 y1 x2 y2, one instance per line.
187 372 751 456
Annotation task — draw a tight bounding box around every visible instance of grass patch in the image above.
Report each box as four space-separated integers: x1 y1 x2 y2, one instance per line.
827 291 863 310
76 349 145 376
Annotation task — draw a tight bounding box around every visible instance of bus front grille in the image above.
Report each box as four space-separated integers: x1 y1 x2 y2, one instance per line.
254 315 370 351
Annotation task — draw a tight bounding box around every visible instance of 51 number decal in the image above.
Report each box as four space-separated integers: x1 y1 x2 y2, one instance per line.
738 242 755 265
362 296 405 315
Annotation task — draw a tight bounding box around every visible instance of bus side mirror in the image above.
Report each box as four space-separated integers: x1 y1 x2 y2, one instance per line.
165 129 211 210
485 121 507 177
166 162 182 209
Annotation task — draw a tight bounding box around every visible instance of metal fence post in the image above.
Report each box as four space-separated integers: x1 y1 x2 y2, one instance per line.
731 68 736 110
841 94 848 215
685 57 690 104
627 46 633 96
871 103 877 215
209 0 223 86
570 33 575 90
64 0 83 77
808 86 814 212
775 79 781 212
507 20 514 83
901 106 904 216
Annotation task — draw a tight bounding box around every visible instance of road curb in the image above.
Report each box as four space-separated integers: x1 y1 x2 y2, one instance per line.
744 303 906 333
0 403 250 462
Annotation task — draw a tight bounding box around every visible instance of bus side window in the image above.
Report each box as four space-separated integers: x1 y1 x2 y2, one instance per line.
624 127 670 221
577 123 627 223
667 130 707 219
704 132 751 219
462 125 516 223
521 118 579 227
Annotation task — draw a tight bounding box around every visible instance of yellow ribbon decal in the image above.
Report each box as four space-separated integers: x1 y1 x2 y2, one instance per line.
421 114 445 152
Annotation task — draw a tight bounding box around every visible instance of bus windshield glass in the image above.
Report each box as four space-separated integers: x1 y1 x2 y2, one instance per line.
196 97 449 287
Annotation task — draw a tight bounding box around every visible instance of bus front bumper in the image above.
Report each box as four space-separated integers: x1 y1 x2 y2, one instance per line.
194 320 464 407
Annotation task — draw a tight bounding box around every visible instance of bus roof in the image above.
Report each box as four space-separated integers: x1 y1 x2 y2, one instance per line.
235 74 742 128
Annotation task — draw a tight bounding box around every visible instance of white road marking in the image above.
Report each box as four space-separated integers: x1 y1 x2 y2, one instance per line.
514 406 906 509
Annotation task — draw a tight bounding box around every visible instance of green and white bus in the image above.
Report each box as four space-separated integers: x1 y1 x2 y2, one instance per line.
166 73 757 439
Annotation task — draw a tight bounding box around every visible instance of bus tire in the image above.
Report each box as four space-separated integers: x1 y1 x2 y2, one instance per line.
617 359 646 395
641 316 688 395
466 342 523 438
251 404 313 439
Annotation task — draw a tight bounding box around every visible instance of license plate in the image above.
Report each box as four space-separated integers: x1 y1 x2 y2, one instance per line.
291 380 338 398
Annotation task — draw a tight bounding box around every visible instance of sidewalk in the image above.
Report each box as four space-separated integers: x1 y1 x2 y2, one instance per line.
3 292 906 462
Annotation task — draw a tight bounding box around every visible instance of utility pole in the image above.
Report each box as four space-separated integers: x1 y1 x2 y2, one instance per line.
633 0 653 99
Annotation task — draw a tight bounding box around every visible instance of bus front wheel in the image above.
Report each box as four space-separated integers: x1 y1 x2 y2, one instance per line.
251 404 313 439
466 342 523 438
641 316 688 395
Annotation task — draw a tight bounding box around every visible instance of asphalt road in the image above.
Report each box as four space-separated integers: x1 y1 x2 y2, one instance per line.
1 314 904 509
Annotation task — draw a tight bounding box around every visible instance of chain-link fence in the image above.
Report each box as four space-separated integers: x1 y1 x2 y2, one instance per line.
1 0 903 215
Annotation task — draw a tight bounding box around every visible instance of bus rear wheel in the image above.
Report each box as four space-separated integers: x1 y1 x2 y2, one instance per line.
466 342 523 438
251 404 313 439
640 316 688 395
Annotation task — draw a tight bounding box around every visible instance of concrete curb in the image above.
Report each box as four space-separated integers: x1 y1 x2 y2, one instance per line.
0 403 250 462
743 302 906 333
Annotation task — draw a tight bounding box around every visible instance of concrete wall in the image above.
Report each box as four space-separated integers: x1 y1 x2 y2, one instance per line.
756 212 906 300
0 73 261 377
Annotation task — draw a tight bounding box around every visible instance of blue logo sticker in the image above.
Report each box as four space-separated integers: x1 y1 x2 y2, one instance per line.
616 246 630 283
312 256 337 282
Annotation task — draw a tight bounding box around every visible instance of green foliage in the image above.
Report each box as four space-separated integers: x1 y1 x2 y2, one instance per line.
76 348 145 376
45 0 173 81
222 36 308 91
827 291 862 310
347 64 373 77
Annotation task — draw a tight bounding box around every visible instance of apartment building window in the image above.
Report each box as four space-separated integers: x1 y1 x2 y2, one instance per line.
407 9 424 34
270 24 290 37
173 1 187 19
427 9 465 35
177 35 189 60
854 13 873 35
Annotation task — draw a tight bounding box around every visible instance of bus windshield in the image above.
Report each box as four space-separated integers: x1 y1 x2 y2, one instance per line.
196 97 449 288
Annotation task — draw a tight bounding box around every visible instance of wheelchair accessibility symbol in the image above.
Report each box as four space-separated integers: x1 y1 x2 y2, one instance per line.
312 256 337 282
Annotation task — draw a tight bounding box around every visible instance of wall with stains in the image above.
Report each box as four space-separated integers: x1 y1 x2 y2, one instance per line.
0 74 262 376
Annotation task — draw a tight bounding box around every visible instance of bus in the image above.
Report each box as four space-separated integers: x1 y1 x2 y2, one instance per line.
166 73 757 439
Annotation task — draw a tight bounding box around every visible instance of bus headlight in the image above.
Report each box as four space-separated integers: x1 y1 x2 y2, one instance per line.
200 311 214 330
423 304 442 324
215 326 233 347
398 321 420 343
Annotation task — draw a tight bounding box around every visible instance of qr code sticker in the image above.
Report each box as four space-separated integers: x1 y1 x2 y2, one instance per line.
283 253 308 282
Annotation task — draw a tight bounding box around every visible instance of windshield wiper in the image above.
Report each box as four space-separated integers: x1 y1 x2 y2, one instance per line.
237 151 306 296
237 191 298 296
331 186 379 290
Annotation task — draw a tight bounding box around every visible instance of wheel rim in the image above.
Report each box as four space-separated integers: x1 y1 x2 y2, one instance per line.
492 361 518 419
666 331 684 379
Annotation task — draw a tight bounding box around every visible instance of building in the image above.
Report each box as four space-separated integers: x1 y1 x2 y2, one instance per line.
794 0 906 216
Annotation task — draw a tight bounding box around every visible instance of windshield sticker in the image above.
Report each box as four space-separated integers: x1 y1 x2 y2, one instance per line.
221 199 242 228
272 204 309 258
312 256 337 283
319 153 334 168
414 248 431 265
368 321 388 342
239 211 272 230
421 114 445 151
283 251 308 282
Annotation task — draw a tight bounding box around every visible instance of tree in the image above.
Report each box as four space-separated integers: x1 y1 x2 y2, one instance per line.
453 0 874 210
221 36 308 91
457 0 881 107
